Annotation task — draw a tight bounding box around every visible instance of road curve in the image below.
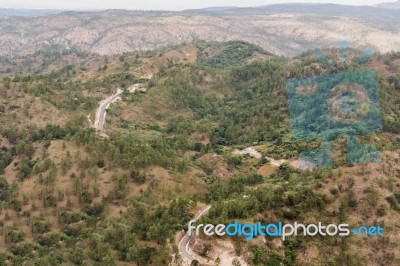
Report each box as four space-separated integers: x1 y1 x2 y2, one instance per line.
178 205 211 263
93 88 123 134
92 85 147 136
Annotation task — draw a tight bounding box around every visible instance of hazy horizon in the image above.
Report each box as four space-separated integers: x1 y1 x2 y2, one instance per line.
0 0 397 11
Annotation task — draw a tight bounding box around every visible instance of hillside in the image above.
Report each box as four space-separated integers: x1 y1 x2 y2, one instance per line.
0 4 400 57
0 41 399 265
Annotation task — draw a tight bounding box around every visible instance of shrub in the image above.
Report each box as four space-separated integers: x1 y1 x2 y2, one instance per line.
130 169 146 184
96 159 105 168
377 204 387 216
31 220 51 235
4 228 24 244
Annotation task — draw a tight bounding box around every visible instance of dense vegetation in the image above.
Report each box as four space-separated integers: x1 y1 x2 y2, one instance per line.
196 41 270 69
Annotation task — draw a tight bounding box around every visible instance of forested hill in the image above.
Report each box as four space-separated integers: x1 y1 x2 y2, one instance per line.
0 41 399 265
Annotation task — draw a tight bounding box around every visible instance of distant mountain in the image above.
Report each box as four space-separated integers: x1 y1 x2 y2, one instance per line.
0 4 400 57
0 8 64 17
187 6 239 12
377 1 400 9
190 3 400 20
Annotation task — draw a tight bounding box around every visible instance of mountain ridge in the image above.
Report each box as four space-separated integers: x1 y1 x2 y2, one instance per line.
0 4 399 57
378 0 400 9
